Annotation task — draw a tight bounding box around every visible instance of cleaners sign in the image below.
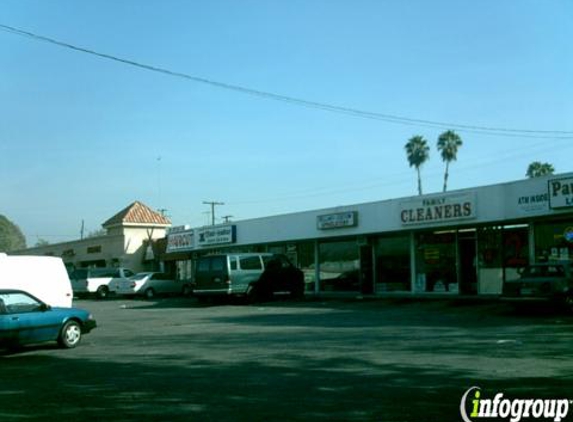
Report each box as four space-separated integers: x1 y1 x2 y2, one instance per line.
549 177 573 209
400 193 476 226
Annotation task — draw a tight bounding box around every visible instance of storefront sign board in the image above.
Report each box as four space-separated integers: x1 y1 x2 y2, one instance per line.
166 229 195 253
400 193 476 226
549 177 573 209
197 225 237 246
317 211 358 230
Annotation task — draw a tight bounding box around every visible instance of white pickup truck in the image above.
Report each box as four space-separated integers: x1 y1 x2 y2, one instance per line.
70 267 135 299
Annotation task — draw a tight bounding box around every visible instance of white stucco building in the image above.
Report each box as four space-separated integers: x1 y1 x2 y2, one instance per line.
18 201 171 273
164 173 573 296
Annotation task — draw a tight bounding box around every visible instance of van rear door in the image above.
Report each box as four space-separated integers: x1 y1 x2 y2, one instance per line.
194 256 229 294
234 255 265 294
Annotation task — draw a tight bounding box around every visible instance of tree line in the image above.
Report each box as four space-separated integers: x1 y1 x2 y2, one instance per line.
405 131 555 195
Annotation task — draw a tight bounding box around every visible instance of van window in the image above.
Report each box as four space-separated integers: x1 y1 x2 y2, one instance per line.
211 257 226 272
197 259 210 273
239 256 263 270
230 257 238 271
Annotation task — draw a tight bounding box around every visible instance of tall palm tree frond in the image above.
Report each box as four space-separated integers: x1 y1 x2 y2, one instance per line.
437 130 463 192
405 135 430 195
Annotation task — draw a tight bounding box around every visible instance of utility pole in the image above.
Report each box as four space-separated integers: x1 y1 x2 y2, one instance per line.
202 201 224 226
80 220 85 240
221 215 233 223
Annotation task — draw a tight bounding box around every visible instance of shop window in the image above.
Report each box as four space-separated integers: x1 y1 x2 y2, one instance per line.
268 245 286 254
415 231 457 293
534 221 573 263
297 242 316 292
375 235 411 292
477 226 503 294
319 240 359 292
502 225 529 282
175 259 193 281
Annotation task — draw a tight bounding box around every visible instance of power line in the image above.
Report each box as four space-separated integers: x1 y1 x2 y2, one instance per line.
1 23 572 139
227 139 573 205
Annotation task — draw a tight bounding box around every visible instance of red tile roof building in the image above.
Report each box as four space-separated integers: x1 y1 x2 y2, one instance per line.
103 201 171 229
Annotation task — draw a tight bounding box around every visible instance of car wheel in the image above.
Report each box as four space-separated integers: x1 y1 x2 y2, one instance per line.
96 286 109 300
144 288 156 300
58 320 82 349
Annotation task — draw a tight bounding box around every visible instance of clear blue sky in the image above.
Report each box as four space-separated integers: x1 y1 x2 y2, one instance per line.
1 1 572 245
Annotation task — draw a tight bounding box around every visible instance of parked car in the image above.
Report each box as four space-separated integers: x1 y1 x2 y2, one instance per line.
193 253 305 302
0 253 73 308
0 289 96 349
502 263 573 309
114 272 192 299
70 267 135 299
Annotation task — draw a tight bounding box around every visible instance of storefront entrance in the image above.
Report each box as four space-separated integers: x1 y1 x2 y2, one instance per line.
359 244 374 294
458 232 477 294
415 230 478 295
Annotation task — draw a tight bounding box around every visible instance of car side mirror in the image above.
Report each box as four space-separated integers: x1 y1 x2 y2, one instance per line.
40 303 51 312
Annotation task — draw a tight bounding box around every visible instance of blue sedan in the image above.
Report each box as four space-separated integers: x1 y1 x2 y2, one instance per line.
0 289 96 349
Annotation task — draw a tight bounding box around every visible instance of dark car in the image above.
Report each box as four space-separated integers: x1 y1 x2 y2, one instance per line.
502 263 573 309
251 254 305 301
0 289 97 349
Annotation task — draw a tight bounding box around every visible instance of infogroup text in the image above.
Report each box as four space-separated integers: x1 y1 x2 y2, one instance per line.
460 387 571 422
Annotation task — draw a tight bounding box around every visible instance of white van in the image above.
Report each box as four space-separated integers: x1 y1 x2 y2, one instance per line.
0 253 73 308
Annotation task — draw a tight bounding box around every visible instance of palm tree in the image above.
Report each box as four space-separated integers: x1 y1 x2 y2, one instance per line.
526 161 555 178
405 135 430 195
437 130 463 192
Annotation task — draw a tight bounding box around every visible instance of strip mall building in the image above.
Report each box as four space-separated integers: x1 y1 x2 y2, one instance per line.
166 173 573 296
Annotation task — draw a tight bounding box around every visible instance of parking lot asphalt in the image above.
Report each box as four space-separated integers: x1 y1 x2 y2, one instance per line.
1 296 572 422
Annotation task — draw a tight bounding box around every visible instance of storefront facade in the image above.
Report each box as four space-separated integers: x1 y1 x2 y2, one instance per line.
164 173 573 296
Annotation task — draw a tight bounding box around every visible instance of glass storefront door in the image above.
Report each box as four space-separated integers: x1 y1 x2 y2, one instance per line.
319 240 360 292
458 230 477 294
375 235 411 292
415 231 457 293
